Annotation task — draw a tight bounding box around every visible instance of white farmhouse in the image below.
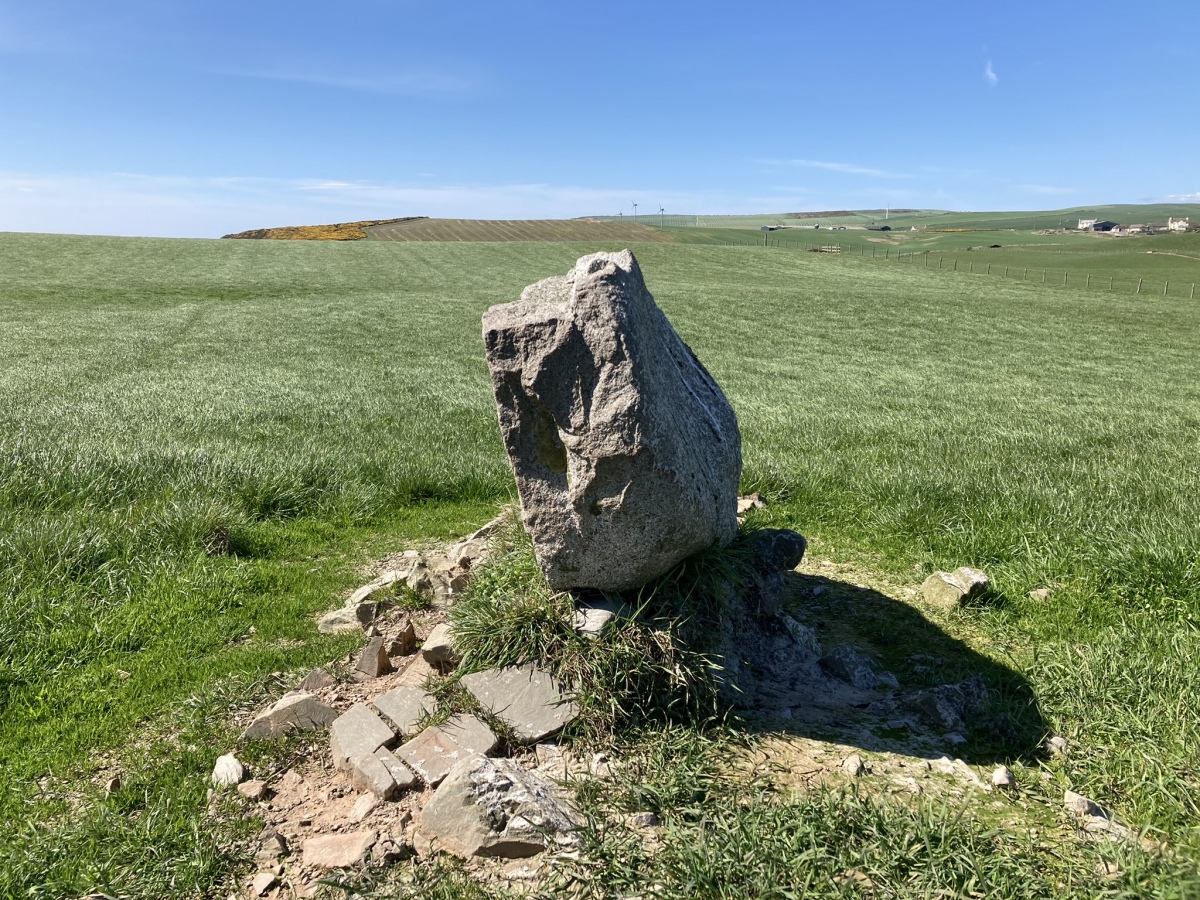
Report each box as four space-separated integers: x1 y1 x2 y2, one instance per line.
1078 218 1097 230
1168 217 1190 232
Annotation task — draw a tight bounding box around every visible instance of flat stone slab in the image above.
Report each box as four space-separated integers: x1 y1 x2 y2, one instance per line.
461 664 578 744
244 691 339 740
302 831 376 868
330 703 395 770
395 713 497 786
318 602 376 634
345 746 418 799
420 756 578 859
373 686 434 737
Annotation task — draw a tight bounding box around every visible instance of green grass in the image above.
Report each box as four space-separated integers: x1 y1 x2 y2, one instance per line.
364 217 674 242
2 231 1199 895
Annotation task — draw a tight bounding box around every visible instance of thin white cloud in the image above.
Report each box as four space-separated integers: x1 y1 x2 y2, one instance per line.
220 67 475 95
1019 184 1075 195
1159 191 1200 202
765 159 907 179
984 59 999 87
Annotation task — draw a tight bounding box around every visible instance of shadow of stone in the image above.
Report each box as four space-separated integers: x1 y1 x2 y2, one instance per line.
719 571 1046 768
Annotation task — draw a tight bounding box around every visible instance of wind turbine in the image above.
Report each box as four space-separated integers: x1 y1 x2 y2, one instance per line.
659 207 665 230
633 202 638 219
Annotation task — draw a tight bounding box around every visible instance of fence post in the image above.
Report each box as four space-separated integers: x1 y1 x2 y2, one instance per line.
1087 274 1091 287
885 248 889 259
1109 276 1113 290
1024 267 1028 280
1192 283 1196 299
872 246 876 258
970 261 974 273
954 259 958 271
940 256 944 268
1137 278 1142 294
1004 266 1008 277
1063 272 1067 285
925 251 929 266
1042 271 1046 283
987 263 992 275
1164 281 1169 297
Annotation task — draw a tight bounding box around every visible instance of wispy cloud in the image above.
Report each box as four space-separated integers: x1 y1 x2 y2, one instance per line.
984 59 999 87
220 67 475 95
1019 183 1075 195
763 159 907 179
1159 191 1200 202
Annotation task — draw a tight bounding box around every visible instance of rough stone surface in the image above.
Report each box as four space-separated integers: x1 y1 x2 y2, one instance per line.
571 598 630 638
991 766 1015 789
842 754 866 777
302 831 376 868
243 691 339 740
920 567 990 609
747 528 807 576
330 704 395 770
737 492 767 515
238 779 269 801
895 678 988 731
1028 587 1052 601
461 664 579 744
345 747 417 799
419 756 578 858
395 714 497 786
421 623 459 668
355 636 391 678
1065 790 1104 818
373 686 434 737
298 667 335 691
318 602 377 634
250 872 278 896
211 753 244 787
390 619 417 656
819 646 887 691
1045 735 1069 756
349 794 379 823
482 250 742 591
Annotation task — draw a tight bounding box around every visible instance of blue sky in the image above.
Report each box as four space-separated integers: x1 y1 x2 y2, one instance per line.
1 1 1197 237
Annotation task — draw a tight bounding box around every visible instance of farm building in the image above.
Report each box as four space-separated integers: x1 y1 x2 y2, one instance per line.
1169 217 1190 232
1078 218 1097 230
1090 220 1119 232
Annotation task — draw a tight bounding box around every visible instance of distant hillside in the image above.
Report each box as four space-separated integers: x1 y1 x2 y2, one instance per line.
364 218 675 242
222 217 426 241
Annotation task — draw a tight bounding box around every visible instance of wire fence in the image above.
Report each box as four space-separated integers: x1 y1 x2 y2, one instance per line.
713 234 1198 300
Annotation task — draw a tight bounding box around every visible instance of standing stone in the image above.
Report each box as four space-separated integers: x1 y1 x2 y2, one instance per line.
419 756 578 858
482 250 742 591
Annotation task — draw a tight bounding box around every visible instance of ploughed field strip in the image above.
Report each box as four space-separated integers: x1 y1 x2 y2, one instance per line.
364 217 675 243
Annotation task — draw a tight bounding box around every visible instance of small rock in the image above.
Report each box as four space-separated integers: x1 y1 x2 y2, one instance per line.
257 832 289 860
1028 587 1052 602
779 615 821 659
395 713 498 786
302 831 376 868
298 667 335 691
243 691 339 740
349 794 379 823
250 872 278 897
461 664 579 744
419 756 578 858
571 599 630 638
628 811 660 828
991 766 1015 790
819 646 885 691
330 703 396 771
211 753 244 788
318 601 377 634
237 779 270 801
747 528 807 575
896 678 989 731
373 686 434 737
421 623 459 669
736 493 767 515
345 746 418 800
103 776 121 795
920 567 990 609
842 754 866 778
355 635 391 678
394 653 437 688
1095 859 1122 879
389 619 417 657
1064 790 1104 818
372 836 409 865
1045 735 1069 756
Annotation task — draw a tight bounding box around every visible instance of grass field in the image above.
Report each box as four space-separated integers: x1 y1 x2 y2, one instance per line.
364 217 674 242
2 231 1199 896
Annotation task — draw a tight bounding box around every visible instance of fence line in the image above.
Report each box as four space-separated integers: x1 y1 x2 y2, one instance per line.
733 232 1195 300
